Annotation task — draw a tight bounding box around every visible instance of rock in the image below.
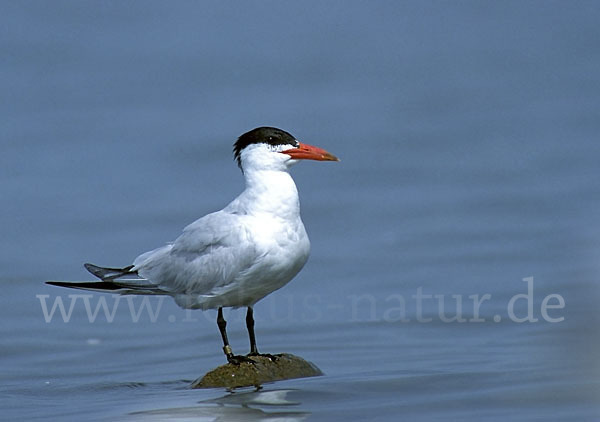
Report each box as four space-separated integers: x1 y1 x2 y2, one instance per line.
191 353 323 389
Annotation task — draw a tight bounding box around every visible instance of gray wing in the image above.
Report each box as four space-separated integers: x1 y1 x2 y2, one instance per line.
132 211 259 297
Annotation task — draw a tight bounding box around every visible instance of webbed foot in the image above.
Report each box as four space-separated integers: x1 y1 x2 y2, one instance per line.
247 352 280 362
227 354 256 365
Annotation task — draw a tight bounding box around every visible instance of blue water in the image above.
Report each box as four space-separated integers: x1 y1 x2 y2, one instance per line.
2 1 599 420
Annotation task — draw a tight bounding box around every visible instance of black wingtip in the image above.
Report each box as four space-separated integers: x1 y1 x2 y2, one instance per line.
45 280 123 291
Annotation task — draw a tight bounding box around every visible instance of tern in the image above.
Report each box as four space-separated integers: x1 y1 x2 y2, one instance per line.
47 127 338 364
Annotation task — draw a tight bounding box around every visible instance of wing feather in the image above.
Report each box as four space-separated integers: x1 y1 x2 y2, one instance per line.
132 211 259 297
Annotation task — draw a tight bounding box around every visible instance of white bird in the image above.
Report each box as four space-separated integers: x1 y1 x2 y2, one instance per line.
47 127 339 364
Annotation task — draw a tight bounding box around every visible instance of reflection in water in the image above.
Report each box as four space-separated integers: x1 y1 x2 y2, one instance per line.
126 389 309 421
202 389 301 406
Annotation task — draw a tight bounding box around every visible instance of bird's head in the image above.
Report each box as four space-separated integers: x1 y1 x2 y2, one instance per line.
233 127 339 172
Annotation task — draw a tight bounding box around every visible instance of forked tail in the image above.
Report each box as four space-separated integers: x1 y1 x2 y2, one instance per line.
45 263 167 295
83 263 137 280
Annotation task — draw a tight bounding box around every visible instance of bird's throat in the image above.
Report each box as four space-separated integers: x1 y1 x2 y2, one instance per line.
241 170 301 218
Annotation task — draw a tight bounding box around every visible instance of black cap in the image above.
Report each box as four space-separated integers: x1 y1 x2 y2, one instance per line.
233 127 298 168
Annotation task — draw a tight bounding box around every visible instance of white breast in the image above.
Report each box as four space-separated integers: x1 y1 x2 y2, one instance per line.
134 164 311 310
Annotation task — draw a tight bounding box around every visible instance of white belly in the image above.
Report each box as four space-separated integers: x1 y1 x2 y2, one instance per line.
176 215 310 310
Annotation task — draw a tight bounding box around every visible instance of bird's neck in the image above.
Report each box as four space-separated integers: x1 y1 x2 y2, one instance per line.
235 169 301 218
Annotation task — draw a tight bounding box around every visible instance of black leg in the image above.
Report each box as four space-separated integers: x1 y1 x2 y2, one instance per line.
246 306 259 355
246 307 278 361
217 307 233 358
217 307 255 365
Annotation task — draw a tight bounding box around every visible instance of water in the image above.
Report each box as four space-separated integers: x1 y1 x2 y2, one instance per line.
2 1 599 420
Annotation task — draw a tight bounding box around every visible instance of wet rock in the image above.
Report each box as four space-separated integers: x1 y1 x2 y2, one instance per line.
191 353 323 389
